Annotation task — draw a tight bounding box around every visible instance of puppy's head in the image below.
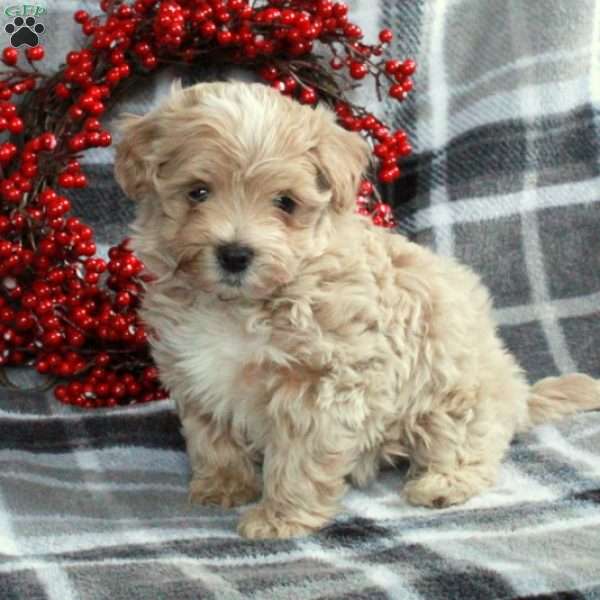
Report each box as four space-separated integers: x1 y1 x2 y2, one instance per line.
115 82 369 300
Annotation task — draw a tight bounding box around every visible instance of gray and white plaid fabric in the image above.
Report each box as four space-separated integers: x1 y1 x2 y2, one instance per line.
0 1 599 598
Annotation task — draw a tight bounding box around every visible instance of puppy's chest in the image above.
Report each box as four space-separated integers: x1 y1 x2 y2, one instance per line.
152 302 278 416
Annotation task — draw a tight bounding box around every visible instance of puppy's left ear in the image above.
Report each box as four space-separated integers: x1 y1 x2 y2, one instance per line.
114 113 159 202
314 115 371 213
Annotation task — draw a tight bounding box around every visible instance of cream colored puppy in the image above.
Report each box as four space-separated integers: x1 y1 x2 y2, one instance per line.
115 81 600 539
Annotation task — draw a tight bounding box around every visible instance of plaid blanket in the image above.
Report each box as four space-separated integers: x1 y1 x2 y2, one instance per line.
1 0 599 598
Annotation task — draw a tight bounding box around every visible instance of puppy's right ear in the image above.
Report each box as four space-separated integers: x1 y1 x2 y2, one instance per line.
114 113 158 201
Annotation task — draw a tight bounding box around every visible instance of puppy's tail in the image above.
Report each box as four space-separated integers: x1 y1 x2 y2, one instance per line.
527 374 600 427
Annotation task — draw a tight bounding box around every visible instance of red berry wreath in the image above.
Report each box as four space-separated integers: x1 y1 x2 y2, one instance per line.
0 0 415 408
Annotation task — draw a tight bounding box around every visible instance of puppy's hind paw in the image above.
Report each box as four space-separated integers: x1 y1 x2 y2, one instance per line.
238 504 321 539
189 475 260 509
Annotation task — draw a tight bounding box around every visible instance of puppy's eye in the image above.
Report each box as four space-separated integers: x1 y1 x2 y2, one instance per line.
188 185 210 203
273 195 296 214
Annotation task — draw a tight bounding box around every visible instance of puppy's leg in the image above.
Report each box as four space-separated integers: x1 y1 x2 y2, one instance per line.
182 414 260 509
348 447 381 489
238 414 357 539
403 392 512 509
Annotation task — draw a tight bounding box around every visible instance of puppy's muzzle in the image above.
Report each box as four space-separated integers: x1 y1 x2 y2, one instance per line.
216 243 254 274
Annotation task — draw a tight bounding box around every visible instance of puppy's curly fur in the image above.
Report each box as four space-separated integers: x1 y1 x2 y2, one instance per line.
115 82 600 539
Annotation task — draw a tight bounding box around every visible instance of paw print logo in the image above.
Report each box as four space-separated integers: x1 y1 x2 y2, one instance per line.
5 16 45 48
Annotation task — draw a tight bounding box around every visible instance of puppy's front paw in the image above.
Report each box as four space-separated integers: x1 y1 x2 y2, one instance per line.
238 504 319 539
403 470 486 508
189 475 260 509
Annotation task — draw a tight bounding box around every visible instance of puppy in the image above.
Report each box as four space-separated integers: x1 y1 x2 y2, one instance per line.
115 81 600 539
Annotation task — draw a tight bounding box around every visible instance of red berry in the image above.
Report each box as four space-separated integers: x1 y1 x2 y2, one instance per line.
88 101 105 116
374 127 392 141
299 87 317 104
67 329 85 348
343 24 362 38
378 165 401 183
215 10 231 23
109 50 125 65
40 188 57 204
68 105 85 120
115 291 132 308
2 103 17 117
201 20 217 38
68 134 87 152
43 330 64 348
84 117 101 132
317 0 334 16
217 29 233 45
2 48 18 66
134 42 151 56
7 117 24 134
74 10 90 24
361 115 377 130
66 51 80 66
389 83 406 100
11 82 26 95
40 133 57 150
374 143 391 159
300 23 318 40
6 188 21 204
283 76 297 94
342 116 360 131
379 29 393 43
398 143 412 157
279 9 295 25
259 65 278 81
73 174 88 188
143 366 159 383
330 57 344 70
86 131 101 146
334 102 350 117
54 385 69 402
106 68 121 86
21 162 38 178
58 173 76 188
55 83 71 99
112 383 126 399
385 60 401 74
26 46 45 61
95 353 110 368
127 381 142 397
0 240 12 257
333 3 348 18
359 180 374 196
142 55 158 70
400 59 417 76
349 61 368 80
36 359 49 374
374 202 392 216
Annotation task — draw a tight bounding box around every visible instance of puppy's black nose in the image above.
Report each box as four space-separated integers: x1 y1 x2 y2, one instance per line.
216 243 254 274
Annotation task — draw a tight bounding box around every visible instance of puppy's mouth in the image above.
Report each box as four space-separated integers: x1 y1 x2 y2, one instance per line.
220 273 243 288
215 272 245 301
